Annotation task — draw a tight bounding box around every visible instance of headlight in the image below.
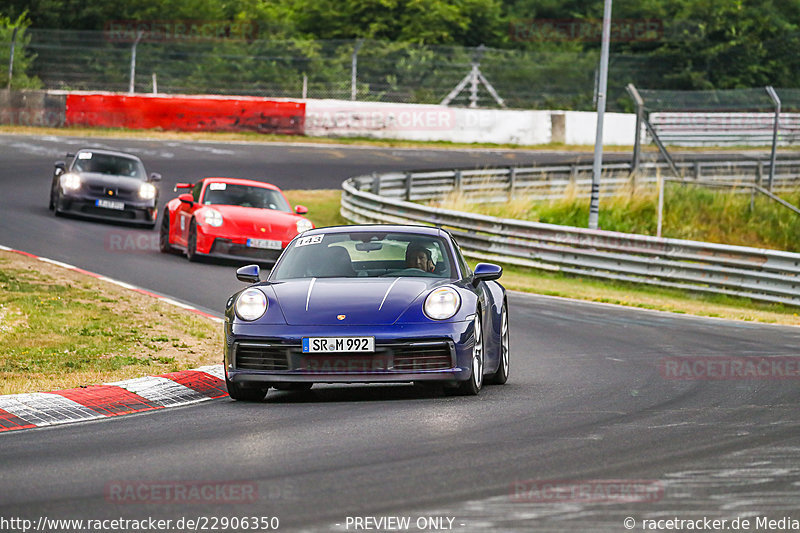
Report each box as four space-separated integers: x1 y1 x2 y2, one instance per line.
423 287 461 320
139 182 157 200
235 288 267 321
60 173 81 191
296 218 313 234
203 209 224 227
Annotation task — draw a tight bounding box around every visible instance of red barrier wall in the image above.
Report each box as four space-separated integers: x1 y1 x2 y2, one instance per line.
65 93 305 134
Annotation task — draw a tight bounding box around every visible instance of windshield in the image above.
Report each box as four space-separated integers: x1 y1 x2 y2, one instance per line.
270 232 455 280
202 183 291 211
71 152 146 179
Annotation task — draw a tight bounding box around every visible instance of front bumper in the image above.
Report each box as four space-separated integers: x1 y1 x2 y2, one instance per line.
57 193 156 224
224 321 476 385
206 238 283 264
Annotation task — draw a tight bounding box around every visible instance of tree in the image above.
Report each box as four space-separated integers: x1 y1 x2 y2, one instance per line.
0 13 41 89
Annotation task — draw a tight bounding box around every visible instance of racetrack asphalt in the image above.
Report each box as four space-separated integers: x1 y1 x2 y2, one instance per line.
1 133 799 531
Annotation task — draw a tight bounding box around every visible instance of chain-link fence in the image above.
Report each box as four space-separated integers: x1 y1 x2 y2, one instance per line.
2 28 657 111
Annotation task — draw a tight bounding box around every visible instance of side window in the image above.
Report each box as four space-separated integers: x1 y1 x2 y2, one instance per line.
192 181 203 203
454 241 471 279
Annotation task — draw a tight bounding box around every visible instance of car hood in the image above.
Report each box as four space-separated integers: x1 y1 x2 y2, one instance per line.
77 172 145 191
203 205 304 238
269 277 445 325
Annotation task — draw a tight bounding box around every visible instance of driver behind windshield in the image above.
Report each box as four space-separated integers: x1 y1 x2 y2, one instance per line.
405 243 435 272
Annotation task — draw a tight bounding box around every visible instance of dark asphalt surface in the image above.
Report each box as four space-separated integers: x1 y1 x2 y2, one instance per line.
1 134 799 532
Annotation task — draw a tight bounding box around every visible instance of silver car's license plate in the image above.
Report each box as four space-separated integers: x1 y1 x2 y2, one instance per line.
96 199 125 210
302 337 375 353
246 238 282 250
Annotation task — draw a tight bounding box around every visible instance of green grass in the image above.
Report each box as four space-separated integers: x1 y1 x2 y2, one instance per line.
0 254 222 394
285 189 349 229
284 188 799 324
434 182 800 253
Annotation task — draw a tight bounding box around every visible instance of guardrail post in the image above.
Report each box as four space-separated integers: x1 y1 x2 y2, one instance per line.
766 86 781 192
372 172 381 196
756 162 763 187
405 172 413 201
454 170 462 192
693 162 701 181
508 167 516 201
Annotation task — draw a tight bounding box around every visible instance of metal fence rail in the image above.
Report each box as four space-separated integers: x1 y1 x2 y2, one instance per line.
365 159 800 203
341 162 800 307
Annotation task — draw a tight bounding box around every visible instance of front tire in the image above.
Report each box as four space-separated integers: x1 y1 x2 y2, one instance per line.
53 191 63 216
455 312 484 396
186 219 199 262
225 376 267 402
488 302 509 385
159 212 174 253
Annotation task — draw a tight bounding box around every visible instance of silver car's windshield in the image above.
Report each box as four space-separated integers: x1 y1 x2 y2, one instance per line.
270 232 455 280
72 152 146 179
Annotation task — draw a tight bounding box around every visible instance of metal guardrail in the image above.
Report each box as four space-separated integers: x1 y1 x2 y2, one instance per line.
340 161 800 307
362 159 800 203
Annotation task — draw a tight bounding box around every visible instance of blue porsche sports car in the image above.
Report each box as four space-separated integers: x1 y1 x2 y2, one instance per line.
223 225 509 401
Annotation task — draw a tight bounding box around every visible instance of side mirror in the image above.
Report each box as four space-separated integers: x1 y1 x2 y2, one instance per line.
54 161 66 176
236 264 261 284
295 205 309 215
173 182 193 192
149 172 162 182
178 193 194 205
472 263 502 285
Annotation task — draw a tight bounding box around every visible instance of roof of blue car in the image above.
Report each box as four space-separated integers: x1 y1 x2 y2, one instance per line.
304 224 444 237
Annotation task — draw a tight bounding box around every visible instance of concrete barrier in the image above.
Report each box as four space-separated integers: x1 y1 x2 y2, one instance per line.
304 99 637 145
0 90 639 145
0 90 66 127
64 92 305 134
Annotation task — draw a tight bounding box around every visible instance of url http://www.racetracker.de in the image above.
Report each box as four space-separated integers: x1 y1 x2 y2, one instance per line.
0 516 281 532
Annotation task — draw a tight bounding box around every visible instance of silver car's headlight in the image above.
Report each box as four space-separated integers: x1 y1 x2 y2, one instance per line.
139 182 157 200
235 288 267 321
423 287 461 320
296 218 313 234
203 208 224 227
60 173 81 191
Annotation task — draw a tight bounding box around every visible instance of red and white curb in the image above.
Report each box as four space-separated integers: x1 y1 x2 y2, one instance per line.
0 245 230 433
0 365 228 432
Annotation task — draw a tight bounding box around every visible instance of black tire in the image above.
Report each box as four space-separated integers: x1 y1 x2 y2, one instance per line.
487 302 509 385
53 191 63 216
186 219 199 262
159 212 173 253
48 187 55 210
225 376 267 402
455 312 484 396
273 383 313 391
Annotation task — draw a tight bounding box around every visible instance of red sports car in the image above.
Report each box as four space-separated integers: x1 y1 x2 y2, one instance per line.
159 177 313 263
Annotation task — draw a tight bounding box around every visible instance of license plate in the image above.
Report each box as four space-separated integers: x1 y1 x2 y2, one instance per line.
246 238 282 250
95 199 125 210
302 337 375 353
